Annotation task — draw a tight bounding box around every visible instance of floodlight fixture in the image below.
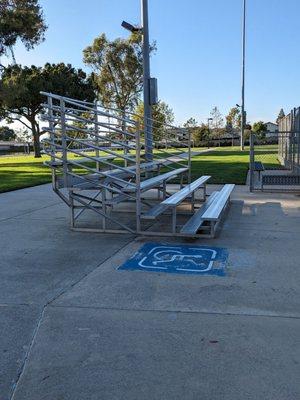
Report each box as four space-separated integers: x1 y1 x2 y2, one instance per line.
121 20 142 33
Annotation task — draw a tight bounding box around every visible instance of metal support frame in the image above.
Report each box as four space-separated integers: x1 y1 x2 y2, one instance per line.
41 92 232 239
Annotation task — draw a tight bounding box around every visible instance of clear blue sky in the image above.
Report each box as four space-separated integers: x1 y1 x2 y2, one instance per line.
8 0 300 125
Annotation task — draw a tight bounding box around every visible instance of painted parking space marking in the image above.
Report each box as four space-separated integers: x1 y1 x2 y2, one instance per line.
118 242 228 276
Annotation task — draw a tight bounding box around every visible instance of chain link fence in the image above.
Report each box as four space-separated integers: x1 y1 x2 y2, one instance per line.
249 110 300 192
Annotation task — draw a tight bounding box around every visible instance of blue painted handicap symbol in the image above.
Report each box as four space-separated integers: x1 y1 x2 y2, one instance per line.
119 243 228 276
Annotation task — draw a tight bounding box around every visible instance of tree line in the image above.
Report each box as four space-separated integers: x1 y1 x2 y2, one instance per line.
183 107 286 146
0 1 287 155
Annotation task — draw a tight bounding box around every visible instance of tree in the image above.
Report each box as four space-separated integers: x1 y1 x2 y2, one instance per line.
276 108 285 124
252 121 267 138
210 106 224 145
83 33 155 116
183 118 209 146
0 125 16 141
0 63 95 157
210 107 224 131
183 117 198 129
184 117 198 145
15 127 31 142
0 0 47 63
193 123 210 146
134 101 174 142
225 106 241 130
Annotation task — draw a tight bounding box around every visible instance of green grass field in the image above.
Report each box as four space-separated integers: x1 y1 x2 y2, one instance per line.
0 145 279 193
190 145 279 184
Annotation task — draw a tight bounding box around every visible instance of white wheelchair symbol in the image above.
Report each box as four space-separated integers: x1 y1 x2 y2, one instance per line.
138 246 217 273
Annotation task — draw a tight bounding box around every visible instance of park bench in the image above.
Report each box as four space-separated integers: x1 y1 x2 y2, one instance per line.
253 161 265 179
141 175 211 221
180 184 235 237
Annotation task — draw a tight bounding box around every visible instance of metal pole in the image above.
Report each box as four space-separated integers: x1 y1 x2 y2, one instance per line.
141 0 153 161
240 0 246 151
249 131 254 192
135 122 141 233
188 129 191 185
94 100 100 171
207 118 211 148
60 98 68 188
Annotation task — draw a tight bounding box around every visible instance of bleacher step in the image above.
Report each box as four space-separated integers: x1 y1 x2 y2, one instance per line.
141 203 168 220
201 184 235 221
180 192 219 234
141 175 211 220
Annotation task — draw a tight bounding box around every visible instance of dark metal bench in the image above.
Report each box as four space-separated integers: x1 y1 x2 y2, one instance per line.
253 161 265 179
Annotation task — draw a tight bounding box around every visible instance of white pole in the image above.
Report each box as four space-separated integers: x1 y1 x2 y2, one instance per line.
240 0 246 151
141 0 153 160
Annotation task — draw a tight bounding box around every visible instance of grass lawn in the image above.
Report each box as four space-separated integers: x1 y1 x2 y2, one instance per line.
190 145 279 184
0 145 279 193
0 154 52 193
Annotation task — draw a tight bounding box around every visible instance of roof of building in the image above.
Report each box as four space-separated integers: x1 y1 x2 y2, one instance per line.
0 141 28 146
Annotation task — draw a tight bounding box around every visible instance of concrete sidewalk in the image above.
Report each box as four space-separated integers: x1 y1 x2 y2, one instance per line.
1 184 300 400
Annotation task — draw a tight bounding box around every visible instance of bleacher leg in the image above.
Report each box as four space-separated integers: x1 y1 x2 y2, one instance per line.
210 221 215 238
180 175 184 189
172 207 177 233
203 184 207 200
162 181 167 200
102 189 107 230
191 193 195 213
70 192 75 229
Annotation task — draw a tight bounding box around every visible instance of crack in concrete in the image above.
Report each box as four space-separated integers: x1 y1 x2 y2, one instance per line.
0 202 61 224
9 306 46 400
46 239 136 307
46 303 300 320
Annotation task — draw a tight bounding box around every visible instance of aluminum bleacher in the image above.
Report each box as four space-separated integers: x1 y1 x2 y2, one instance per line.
41 92 234 238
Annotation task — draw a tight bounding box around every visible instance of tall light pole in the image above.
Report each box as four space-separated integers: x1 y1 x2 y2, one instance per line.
207 117 213 148
122 0 154 161
240 0 246 151
141 0 153 161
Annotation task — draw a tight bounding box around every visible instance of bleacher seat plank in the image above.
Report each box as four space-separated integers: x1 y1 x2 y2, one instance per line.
180 192 219 234
141 203 169 220
201 184 235 221
124 167 188 193
162 176 211 206
141 175 211 220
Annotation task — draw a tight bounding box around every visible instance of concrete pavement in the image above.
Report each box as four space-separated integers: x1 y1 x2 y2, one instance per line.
0 184 300 400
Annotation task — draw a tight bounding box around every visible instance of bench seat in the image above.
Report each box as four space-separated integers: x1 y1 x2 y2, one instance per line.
253 161 264 171
253 161 265 180
180 184 235 236
141 175 211 220
201 184 235 220
123 167 188 193
180 192 219 234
